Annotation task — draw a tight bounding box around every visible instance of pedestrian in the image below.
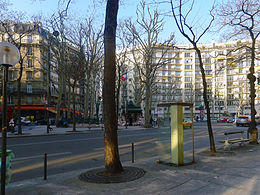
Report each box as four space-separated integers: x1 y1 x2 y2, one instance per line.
150 116 154 127
9 118 15 133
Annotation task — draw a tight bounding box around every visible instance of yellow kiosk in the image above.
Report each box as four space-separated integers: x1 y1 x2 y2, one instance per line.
157 102 194 166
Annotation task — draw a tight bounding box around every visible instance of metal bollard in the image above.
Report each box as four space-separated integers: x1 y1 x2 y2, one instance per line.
44 153 47 180
132 142 134 163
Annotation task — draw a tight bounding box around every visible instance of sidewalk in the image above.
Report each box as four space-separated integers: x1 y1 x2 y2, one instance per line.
6 142 260 195
4 124 148 138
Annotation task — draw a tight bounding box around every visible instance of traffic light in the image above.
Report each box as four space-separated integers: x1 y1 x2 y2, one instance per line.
258 77 260 85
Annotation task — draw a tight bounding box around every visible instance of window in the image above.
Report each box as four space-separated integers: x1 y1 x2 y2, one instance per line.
168 53 172 58
26 71 33 80
27 59 33 68
8 84 13 93
227 75 233 81
175 66 181 70
27 96 32 104
168 71 171 75
176 89 182 94
185 53 191 57
175 53 180 58
205 65 211 70
185 77 192 82
8 71 14 80
27 35 32 44
185 65 192 70
175 71 181 76
175 59 180 64
185 71 192 76
175 77 181 82
8 96 13 104
185 83 192 88
205 58 211 63
27 84 32 93
27 47 33 55
162 71 166 75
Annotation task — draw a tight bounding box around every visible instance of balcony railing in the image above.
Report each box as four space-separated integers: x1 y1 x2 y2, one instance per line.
8 87 47 95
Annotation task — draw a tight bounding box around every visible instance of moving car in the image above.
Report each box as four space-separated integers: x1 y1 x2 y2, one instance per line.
236 116 250 127
183 118 192 128
217 117 228 123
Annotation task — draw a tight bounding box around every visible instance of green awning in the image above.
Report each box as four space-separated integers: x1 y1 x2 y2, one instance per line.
128 107 142 112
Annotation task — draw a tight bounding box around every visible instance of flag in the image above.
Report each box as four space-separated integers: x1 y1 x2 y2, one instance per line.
121 73 127 81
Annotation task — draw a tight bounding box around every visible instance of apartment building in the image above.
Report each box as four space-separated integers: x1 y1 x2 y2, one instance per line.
121 39 260 120
0 21 84 121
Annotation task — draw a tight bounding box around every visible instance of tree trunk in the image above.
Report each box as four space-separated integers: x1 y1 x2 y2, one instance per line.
144 83 151 128
248 38 258 144
17 62 23 135
84 78 90 119
72 85 76 132
195 47 216 153
103 0 123 174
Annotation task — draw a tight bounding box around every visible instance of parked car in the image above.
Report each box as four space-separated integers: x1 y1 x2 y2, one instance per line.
227 117 235 123
217 117 228 123
183 118 192 128
21 117 31 125
236 116 250 127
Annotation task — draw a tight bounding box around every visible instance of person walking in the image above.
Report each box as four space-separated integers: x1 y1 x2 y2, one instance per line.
9 118 15 133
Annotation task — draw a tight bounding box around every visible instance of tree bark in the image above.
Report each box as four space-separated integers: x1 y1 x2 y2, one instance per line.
144 83 152 128
103 0 123 174
72 85 76 132
195 47 216 153
248 38 258 144
17 60 23 135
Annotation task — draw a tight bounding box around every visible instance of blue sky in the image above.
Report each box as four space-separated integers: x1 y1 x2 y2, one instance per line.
8 0 222 44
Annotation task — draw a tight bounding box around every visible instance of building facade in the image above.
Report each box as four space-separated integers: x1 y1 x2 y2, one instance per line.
0 21 84 121
121 39 260 120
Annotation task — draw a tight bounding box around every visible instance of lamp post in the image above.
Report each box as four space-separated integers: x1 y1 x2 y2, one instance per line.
0 42 20 195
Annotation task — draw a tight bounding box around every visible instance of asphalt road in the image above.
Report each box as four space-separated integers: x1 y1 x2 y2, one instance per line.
2 121 251 183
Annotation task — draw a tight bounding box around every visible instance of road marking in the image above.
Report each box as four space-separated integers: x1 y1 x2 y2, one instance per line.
13 152 72 162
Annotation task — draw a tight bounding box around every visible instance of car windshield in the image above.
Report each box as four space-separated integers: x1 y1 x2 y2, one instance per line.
238 117 248 119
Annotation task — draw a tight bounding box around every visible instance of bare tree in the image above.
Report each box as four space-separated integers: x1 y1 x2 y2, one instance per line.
170 0 216 152
126 0 174 128
47 0 72 123
217 0 260 143
82 18 103 120
115 22 131 122
103 0 123 174
63 41 86 132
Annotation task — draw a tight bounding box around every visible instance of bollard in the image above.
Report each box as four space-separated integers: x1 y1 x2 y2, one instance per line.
44 153 47 180
132 142 134 163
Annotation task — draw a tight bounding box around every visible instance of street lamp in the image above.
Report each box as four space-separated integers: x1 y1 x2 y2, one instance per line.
0 42 20 195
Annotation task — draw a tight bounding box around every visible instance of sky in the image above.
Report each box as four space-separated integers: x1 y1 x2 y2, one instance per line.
7 0 224 44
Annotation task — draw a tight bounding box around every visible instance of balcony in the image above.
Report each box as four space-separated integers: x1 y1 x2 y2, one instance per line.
8 87 47 95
